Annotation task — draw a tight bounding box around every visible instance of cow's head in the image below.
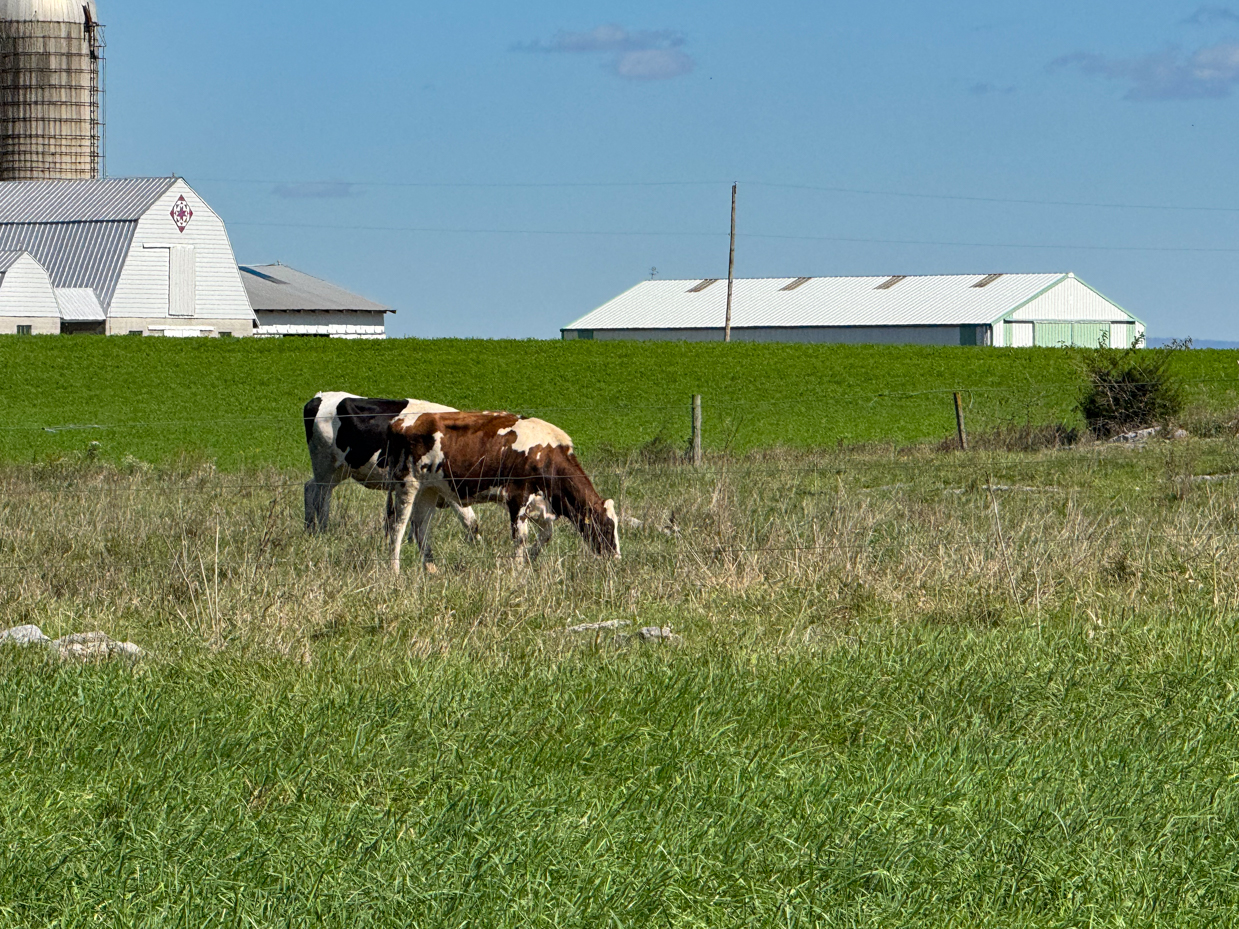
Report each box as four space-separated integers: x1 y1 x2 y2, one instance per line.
579 498 621 559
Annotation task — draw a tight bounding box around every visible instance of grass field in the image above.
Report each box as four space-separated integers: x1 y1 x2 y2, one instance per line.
5 437 1239 925
3 335 1239 467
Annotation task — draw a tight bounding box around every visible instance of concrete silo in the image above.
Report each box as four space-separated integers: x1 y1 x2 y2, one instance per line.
0 0 103 181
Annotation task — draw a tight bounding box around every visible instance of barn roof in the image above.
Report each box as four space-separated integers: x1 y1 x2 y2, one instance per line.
565 273 1083 331
0 177 180 310
239 264 392 314
56 288 106 321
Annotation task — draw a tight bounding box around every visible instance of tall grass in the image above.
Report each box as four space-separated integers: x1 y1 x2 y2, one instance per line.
4 441 1239 924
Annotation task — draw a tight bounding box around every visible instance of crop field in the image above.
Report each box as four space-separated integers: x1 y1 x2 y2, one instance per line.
5 430 1239 925
3 335 1239 467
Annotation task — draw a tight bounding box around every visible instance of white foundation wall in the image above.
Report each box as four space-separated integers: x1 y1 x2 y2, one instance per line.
108 180 255 325
0 254 59 318
1008 277 1134 323
255 311 387 339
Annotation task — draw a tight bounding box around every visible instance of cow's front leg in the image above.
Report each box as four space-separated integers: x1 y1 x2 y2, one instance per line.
410 490 441 573
508 495 532 562
451 502 482 544
386 481 417 574
523 494 556 562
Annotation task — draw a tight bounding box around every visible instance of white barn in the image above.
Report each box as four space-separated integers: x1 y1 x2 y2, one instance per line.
562 273 1145 348
0 177 256 336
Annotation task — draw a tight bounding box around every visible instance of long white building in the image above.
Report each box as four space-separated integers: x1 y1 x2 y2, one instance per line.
0 176 256 336
563 273 1145 348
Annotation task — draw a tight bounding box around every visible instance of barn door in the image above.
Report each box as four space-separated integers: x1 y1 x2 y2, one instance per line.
1005 321 1034 347
169 246 197 317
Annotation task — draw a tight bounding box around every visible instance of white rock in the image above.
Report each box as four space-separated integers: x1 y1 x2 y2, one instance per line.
565 620 632 634
52 631 144 663
0 624 50 647
638 626 682 644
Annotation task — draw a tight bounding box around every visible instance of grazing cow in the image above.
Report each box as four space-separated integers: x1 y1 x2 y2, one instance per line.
303 392 480 540
385 410 620 573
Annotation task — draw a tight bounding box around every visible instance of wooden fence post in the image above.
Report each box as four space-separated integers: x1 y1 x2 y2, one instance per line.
953 392 968 451
691 394 703 465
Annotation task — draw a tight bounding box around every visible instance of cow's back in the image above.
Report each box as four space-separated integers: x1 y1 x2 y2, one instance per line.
308 393 460 480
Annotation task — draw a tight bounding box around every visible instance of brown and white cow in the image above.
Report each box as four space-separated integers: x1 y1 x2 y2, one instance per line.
303 392 480 540
384 410 620 573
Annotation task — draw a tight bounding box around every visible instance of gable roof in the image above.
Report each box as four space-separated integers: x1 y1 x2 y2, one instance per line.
0 250 27 273
0 177 181 311
56 288 106 321
239 264 392 313
565 273 1078 331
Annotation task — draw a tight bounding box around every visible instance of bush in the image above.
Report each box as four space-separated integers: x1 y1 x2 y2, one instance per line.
1078 337 1186 438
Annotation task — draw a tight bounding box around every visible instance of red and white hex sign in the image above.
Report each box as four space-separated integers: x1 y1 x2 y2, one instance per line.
170 195 193 232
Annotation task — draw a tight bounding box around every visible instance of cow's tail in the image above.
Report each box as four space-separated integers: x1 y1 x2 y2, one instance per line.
303 396 324 446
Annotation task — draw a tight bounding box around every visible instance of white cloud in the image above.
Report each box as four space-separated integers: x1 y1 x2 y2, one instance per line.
1182 5 1239 26
515 24 695 81
614 49 695 80
1050 42 1239 100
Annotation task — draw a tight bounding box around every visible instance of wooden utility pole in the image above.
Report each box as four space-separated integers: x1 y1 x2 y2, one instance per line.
724 183 737 342
691 395 703 465
953 392 968 451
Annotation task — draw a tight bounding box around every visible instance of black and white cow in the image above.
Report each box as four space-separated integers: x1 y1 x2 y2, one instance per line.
303 392 480 539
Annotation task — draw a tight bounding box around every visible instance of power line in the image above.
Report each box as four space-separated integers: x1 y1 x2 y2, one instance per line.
200 176 1239 214
227 220 1239 255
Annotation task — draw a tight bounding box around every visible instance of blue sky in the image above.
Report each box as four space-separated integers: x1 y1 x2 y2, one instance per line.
106 1 1239 339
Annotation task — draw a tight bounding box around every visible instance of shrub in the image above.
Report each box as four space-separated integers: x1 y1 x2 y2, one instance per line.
1078 337 1186 438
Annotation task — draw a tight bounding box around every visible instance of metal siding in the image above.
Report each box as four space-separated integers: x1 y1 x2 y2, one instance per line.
169 245 195 317
1072 322 1106 348
565 274 1065 331
0 177 177 223
1035 322 1073 347
1006 321 1034 347
1008 277 1133 322
1110 322 1134 349
587 326 963 345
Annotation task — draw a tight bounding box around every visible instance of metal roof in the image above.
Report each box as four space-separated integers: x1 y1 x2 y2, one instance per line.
0 0 98 22
0 178 180 310
0 177 177 224
56 288 105 321
239 264 392 313
0 250 25 273
564 273 1073 331
0 220 136 308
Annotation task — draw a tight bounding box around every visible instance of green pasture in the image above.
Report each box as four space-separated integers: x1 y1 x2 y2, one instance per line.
3 335 1238 467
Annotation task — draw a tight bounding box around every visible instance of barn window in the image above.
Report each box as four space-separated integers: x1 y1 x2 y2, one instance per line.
781 277 812 291
972 273 1004 288
578 330 594 340
875 275 906 290
687 279 718 293
16 325 31 335
127 330 143 336
219 331 233 338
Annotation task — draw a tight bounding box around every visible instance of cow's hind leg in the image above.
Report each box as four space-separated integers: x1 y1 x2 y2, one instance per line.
304 471 341 533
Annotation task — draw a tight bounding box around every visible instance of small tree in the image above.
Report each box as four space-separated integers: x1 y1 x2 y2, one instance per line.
1078 336 1186 438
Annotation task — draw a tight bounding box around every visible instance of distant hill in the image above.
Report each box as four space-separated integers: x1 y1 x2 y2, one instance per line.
1148 337 1239 349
